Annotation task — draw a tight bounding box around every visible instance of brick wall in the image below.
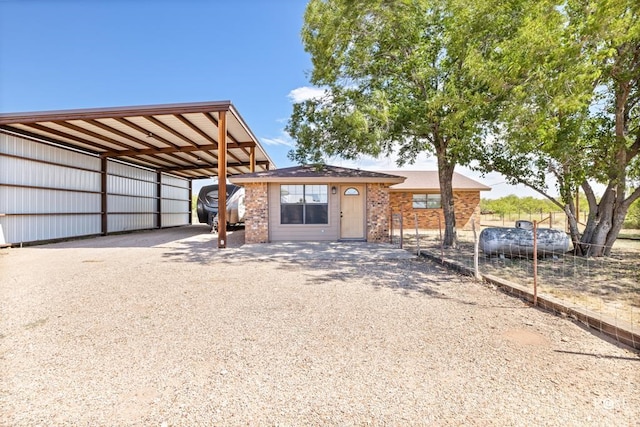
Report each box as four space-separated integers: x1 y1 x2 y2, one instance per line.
389 191 482 231
243 182 269 243
366 183 391 243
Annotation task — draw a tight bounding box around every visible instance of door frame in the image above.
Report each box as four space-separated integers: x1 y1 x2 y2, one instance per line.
339 184 366 240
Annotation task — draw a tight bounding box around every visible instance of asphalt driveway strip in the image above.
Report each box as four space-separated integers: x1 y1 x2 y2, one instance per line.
1 226 638 425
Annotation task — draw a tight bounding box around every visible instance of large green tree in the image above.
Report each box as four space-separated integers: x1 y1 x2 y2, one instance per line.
478 0 640 256
286 0 522 246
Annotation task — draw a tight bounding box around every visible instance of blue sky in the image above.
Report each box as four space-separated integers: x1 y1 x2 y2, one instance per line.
0 0 542 198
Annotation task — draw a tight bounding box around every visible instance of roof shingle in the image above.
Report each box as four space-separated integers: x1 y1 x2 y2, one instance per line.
380 170 491 191
230 164 405 184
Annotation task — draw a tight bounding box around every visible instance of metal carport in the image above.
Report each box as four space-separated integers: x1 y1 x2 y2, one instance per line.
0 101 275 248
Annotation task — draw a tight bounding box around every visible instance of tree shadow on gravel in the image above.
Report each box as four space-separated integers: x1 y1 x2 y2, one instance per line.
160 238 533 310
288 257 528 310
205 242 527 310
297 258 451 299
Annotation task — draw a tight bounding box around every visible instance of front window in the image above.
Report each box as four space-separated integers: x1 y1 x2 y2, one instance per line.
412 194 441 209
280 185 328 224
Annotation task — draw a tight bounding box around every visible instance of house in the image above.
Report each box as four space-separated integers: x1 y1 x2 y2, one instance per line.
229 165 491 244
383 170 491 232
229 165 404 243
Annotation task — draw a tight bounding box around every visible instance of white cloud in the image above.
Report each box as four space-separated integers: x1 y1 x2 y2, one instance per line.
287 86 327 103
329 151 438 171
261 132 295 147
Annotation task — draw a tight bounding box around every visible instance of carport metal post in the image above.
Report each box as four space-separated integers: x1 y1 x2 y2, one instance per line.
101 157 108 235
217 111 227 248
156 171 162 229
188 179 193 225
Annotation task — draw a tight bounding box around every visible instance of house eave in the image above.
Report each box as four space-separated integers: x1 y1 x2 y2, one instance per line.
388 187 492 192
230 176 405 185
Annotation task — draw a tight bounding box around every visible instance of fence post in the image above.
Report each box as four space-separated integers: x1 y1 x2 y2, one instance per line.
390 209 394 245
533 220 538 306
399 212 404 249
472 219 480 280
549 212 553 229
414 213 421 256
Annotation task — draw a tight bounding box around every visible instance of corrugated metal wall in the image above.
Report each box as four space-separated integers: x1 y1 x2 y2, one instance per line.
161 174 190 227
0 131 191 245
106 161 158 233
0 132 102 243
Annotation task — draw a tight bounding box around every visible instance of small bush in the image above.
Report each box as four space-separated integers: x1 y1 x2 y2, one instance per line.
623 198 640 229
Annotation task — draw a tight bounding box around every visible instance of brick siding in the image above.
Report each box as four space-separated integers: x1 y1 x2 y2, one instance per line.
366 183 392 243
242 182 481 243
389 191 482 231
243 182 269 243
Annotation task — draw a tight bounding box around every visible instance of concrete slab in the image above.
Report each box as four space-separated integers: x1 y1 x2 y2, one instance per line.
213 241 416 262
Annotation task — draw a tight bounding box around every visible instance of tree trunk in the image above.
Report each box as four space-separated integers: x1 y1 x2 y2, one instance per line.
603 204 630 256
577 183 636 257
436 148 457 248
564 203 582 254
582 204 613 257
557 179 582 254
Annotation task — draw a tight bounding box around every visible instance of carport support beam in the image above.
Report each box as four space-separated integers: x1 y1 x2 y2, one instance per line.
217 111 227 248
101 157 108 235
250 146 256 173
188 179 193 225
156 171 162 229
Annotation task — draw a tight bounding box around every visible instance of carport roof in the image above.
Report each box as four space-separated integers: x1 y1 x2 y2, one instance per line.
0 101 275 179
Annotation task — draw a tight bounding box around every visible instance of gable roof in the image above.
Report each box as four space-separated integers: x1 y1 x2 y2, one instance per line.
229 164 405 184
0 101 275 179
379 170 491 192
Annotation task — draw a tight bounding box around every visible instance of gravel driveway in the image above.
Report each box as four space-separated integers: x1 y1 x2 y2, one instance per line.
1 226 638 426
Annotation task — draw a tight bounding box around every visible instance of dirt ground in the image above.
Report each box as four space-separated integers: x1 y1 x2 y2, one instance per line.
1 225 639 426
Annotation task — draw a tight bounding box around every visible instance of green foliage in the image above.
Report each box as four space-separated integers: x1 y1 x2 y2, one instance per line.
475 0 640 254
481 196 557 215
291 0 474 163
479 0 639 191
287 0 525 246
624 198 640 229
288 0 639 253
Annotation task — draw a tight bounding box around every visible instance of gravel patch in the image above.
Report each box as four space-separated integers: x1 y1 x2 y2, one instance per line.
1 226 638 426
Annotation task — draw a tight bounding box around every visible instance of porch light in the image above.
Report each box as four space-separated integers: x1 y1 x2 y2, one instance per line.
331 186 337 195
